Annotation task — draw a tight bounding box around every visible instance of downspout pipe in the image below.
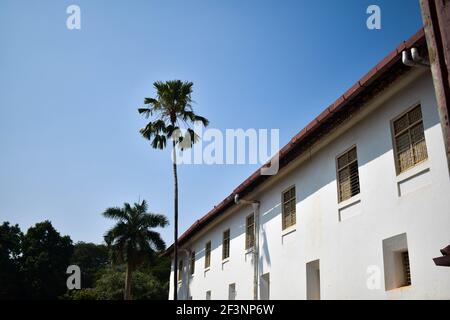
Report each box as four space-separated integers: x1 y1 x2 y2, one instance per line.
181 248 191 300
235 194 260 300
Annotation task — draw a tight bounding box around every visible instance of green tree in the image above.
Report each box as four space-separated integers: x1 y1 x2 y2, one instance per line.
64 268 167 300
0 222 24 299
94 269 167 300
102 200 168 300
143 255 171 288
21 221 73 299
138 80 209 300
70 242 109 288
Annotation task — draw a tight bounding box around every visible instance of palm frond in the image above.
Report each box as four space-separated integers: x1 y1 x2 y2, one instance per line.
140 213 169 229
146 230 166 251
151 134 167 149
193 115 209 126
103 207 128 221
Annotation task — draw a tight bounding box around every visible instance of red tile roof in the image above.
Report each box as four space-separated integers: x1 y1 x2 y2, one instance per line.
164 28 427 256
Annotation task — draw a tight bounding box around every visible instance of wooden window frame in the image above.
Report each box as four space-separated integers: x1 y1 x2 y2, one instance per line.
336 145 360 203
281 185 296 230
390 104 428 175
204 241 211 269
245 214 255 250
222 229 230 260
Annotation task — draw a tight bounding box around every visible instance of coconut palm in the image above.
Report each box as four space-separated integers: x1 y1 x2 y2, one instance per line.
138 80 209 300
103 200 168 300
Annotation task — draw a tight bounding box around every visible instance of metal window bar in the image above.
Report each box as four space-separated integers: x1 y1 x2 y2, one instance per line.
223 229 230 260
205 242 211 269
394 106 428 173
246 215 255 249
402 251 411 286
282 186 296 230
337 147 360 202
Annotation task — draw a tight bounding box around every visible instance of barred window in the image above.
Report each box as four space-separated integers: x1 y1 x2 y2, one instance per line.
393 105 428 174
245 214 255 250
282 186 296 230
222 229 230 260
402 251 411 286
337 147 360 202
205 241 211 269
190 251 195 275
178 260 183 282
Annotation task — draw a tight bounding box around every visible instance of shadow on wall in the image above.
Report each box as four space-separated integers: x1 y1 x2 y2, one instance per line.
258 72 440 229
175 72 443 298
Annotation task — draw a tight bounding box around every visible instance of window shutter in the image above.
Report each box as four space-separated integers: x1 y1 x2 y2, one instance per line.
282 186 296 230
393 105 428 174
337 147 360 202
205 242 211 269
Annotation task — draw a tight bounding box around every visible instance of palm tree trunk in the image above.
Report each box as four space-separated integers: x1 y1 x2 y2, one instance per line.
172 140 179 301
124 262 133 300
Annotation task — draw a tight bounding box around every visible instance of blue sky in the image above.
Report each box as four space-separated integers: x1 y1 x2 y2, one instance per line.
0 0 423 246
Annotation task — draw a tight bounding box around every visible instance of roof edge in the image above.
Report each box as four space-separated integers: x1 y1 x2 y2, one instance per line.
163 28 426 257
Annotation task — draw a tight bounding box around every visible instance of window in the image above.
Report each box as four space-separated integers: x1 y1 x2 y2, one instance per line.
178 260 183 283
392 105 428 174
382 233 412 290
190 251 195 275
282 186 296 230
402 251 412 286
222 229 230 260
306 260 320 300
228 283 236 300
205 241 211 269
337 147 360 202
245 214 255 250
206 290 211 300
260 273 270 300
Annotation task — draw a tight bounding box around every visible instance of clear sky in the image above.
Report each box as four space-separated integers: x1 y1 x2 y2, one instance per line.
0 0 423 246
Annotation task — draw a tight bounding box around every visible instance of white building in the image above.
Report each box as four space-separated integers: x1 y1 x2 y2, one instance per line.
166 29 450 300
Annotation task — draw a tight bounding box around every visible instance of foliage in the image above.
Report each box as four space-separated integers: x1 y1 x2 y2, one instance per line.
138 80 209 150
64 268 168 300
0 222 24 299
0 217 170 300
103 200 168 267
103 200 168 299
143 255 171 285
20 221 74 299
70 242 109 288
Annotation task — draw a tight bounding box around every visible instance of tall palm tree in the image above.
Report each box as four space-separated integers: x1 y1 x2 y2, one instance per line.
103 200 168 300
138 80 209 300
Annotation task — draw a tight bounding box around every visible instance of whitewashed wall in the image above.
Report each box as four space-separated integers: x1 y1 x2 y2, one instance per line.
169 69 450 300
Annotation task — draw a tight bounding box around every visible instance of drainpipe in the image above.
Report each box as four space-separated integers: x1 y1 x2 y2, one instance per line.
235 194 260 300
181 248 191 300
